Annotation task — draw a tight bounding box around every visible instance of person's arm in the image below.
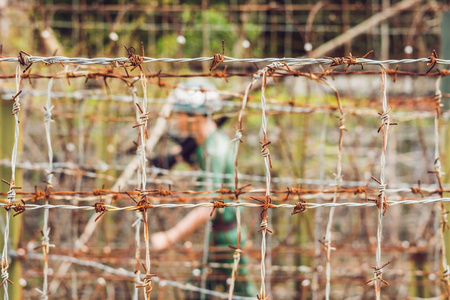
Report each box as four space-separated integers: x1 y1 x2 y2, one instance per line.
151 207 211 251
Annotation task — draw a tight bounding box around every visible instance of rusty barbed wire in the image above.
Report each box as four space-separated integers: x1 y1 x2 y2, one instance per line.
2 185 450 204
321 77 344 300
431 75 450 294
2 52 450 68
1 197 450 211
1 51 450 298
1 62 450 86
1 64 22 300
371 65 392 299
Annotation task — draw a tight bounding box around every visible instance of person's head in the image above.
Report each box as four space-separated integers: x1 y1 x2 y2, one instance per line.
172 79 221 144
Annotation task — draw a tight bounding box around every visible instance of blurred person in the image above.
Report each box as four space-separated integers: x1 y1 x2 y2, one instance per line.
150 78 256 297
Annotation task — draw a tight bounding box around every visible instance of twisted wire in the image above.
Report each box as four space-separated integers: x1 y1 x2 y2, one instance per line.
1 197 450 211
38 78 55 300
3 55 450 67
374 65 390 299
228 71 258 300
1 64 22 300
433 76 450 292
323 79 344 300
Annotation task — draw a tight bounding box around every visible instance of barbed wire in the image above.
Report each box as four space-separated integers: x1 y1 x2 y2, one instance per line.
36 77 55 300
432 75 450 293
371 65 391 299
1 184 448 204
322 76 344 300
3 54 450 67
1 53 450 298
0 64 22 300
1 197 450 212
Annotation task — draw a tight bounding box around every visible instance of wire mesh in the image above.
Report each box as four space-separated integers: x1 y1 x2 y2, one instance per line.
0 51 449 299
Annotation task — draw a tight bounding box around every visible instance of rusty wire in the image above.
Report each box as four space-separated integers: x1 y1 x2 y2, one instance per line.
1 52 450 298
322 78 344 300
0 64 22 300
431 75 450 293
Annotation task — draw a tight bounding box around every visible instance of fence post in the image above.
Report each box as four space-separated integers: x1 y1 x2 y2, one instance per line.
441 10 450 272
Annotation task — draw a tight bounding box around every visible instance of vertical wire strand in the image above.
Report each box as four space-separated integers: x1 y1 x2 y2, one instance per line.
322 80 344 300
228 75 257 300
259 66 272 300
37 78 55 300
131 86 142 300
374 65 390 300
1 64 21 300
432 76 450 294
200 111 213 300
138 71 152 299
312 114 329 300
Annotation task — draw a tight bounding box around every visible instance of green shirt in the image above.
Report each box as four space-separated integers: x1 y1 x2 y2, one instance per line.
195 130 236 224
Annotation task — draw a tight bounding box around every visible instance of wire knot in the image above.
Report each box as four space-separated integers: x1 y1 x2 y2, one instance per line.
18 50 32 68
366 261 390 286
231 130 243 143
378 184 387 194
1 269 9 280
210 200 227 217
319 239 336 251
39 228 55 252
354 187 366 195
291 199 307 215
125 43 145 72
426 49 438 74
41 235 50 246
260 140 272 169
12 199 26 217
379 109 390 122
12 101 20 115
267 61 284 69
410 186 424 198
210 40 225 72
260 220 268 229
377 108 397 133
44 105 54 122
135 272 157 296
0 266 12 288
7 189 16 203
93 202 108 222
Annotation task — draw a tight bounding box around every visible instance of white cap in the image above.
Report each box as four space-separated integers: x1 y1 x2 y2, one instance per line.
172 78 222 115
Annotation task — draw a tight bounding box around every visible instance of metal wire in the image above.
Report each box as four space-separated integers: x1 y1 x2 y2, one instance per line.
0 197 449 211
1 64 22 300
1 53 449 298
3 54 450 67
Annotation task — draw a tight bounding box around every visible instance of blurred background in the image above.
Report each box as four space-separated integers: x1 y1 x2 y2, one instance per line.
1 1 450 299
0 0 446 59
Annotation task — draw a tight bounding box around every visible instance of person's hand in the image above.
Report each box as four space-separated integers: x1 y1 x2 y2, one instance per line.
151 231 173 251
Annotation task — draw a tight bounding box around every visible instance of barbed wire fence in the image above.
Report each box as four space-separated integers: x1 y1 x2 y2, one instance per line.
0 49 449 299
